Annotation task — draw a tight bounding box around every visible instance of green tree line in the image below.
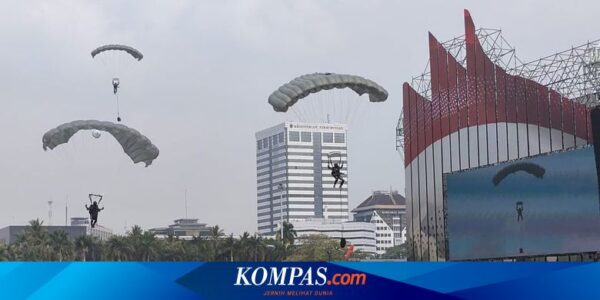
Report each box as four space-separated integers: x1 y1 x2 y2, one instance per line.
0 219 384 261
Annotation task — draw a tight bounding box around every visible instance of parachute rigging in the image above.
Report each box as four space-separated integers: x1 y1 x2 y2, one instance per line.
91 44 143 122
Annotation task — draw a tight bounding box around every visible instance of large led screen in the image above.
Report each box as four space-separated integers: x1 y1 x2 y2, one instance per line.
446 146 600 260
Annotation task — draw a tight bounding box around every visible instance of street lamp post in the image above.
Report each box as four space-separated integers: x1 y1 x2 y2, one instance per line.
278 183 285 240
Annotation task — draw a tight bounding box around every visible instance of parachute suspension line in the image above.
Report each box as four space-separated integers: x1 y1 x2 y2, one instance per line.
318 93 325 122
336 90 345 123
289 107 297 121
307 97 314 122
344 97 353 123
115 93 121 122
347 96 359 125
339 180 345 246
349 95 367 128
323 92 330 123
290 107 303 122
99 55 108 68
116 51 122 78
342 91 350 123
313 95 321 122
331 91 338 124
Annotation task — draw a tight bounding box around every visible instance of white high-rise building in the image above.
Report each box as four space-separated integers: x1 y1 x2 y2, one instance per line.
256 122 349 235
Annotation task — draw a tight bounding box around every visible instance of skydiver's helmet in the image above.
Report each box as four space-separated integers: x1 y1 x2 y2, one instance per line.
334 163 339 168
340 238 347 248
93 201 98 206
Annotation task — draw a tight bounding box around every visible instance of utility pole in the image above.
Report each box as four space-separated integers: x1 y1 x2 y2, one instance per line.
184 188 188 218
65 194 68 226
48 200 54 226
278 183 285 240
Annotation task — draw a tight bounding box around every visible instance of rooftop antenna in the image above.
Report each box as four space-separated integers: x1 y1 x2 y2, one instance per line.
185 188 188 219
48 200 54 226
327 113 330 124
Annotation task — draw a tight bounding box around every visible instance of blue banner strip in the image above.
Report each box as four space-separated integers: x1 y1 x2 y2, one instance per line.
0 262 598 299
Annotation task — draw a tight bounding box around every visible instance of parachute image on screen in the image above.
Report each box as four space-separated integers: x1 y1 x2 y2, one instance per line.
445 146 600 260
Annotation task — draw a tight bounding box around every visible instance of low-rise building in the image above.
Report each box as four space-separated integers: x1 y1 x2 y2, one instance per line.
0 217 113 245
148 218 212 240
352 190 406 255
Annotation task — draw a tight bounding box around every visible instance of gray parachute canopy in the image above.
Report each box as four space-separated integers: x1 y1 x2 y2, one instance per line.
42 120 159 167
91 44 143 61
268 73 388 112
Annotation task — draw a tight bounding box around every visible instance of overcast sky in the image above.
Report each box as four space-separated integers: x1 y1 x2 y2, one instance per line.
0 0 597 234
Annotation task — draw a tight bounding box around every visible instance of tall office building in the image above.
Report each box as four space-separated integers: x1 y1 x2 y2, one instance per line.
256 122 349 235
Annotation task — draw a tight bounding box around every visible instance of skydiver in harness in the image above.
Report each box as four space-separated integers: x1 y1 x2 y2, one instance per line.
112 78 120 95
516 201 524 222
327 156 345 189
85 194 104 228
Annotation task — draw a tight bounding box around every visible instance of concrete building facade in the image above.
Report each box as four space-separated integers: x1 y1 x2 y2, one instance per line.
256 122 349 235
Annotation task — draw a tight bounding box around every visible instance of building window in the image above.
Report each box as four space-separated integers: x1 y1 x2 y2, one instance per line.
301 132 311 142
257 140 262 150
278 132 284 144
263 138 269 148
334 133 345 143
289 131 300 142
323 132 334 143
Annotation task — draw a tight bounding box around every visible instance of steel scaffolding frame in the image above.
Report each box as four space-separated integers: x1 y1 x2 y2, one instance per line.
510 40 600 105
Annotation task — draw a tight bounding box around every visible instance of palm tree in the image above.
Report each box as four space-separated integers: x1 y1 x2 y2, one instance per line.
128 225 144 238
48 231 73 261
220 234 237 262
136 232 158 261
12 219 50 260
106 236 132 261
189 236 212 261
208 225 225 261
237 232 251 261
74 236 93 261
159 236 186 261
276 222 297 246
246 234 266 261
